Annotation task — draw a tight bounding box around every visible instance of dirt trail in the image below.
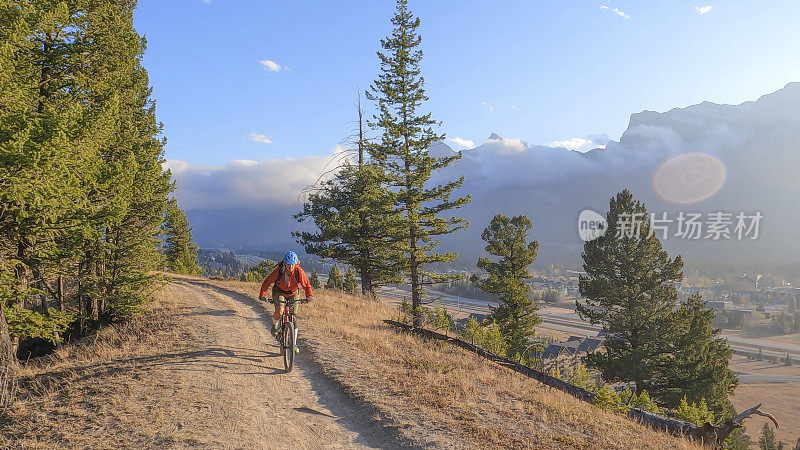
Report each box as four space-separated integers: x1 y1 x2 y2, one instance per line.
156 280 397 449
4 280 403 449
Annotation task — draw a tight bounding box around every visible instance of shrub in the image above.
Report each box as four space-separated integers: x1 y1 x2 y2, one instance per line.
425 304 454 334
5 307 75 344
672 396 715 426
460 316 507 357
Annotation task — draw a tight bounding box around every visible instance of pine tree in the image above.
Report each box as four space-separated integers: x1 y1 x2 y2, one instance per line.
343 268 359 296
476 214 540 361
326 264 343 290
309 268 321 289
295 95 401 297
0 0 175 328
759 423 777 450
76 0 172 323
366 0 470 326
162 198 202 275
726 426 753 450
656 292 738 417
578 190 683 395
0 0 179 399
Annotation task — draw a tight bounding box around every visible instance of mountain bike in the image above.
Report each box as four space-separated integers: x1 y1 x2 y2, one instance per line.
276 298 308 372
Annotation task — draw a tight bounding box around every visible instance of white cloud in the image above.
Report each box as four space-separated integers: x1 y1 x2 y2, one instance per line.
612 7 629 19
482 135 526 155
695 5 712 15
481 101 495 112
247 132 273 144
231 159 258 166
601 5 629 19
449 137 475 149
550 137 597 152
259 59 282 72
165 154 336 210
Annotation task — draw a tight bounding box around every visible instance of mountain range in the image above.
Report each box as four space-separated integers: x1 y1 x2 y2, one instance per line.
176 83 800 273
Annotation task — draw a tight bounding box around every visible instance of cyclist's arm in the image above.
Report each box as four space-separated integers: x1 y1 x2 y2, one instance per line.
297 267 314 299
259 265 281 298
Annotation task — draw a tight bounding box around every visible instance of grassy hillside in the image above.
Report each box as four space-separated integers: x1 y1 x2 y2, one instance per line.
212 278 698 449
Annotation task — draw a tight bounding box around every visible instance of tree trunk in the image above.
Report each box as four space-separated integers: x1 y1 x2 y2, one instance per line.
0 304 18 408
58 275 64 312
410 226 421 328
358 256 374 297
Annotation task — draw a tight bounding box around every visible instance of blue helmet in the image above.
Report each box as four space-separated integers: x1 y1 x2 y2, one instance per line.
283 251 299 265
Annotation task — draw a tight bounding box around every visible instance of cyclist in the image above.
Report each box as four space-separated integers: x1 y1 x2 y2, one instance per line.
259 251 314 352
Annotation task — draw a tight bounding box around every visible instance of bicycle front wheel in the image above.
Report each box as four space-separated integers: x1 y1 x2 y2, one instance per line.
283 321 295 372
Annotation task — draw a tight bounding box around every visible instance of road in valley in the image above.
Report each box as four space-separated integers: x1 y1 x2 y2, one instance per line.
375 285 800 360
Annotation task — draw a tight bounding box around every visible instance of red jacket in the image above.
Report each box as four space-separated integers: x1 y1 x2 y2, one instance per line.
259 263 313 299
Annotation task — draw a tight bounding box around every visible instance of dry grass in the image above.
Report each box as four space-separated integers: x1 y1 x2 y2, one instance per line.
0 292 203 448
210 278 699 449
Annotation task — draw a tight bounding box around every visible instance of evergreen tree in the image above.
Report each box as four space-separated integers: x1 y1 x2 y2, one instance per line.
476 214 540 362
295 95 400 297
309 268 321 289
343 268 359 296
726 426 753 450
577 190 683 395
0 0 175 329
789 295 797 313
76 0 172 323
326 264 343 290
0 1 90 312
656 293 738 417
366 0 470 326
759 423 777 450
0 0 179 400
162 198 202 276
241 261 275 283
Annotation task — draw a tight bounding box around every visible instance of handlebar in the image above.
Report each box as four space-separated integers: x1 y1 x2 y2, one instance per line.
285 298 310 304
268 298 310 304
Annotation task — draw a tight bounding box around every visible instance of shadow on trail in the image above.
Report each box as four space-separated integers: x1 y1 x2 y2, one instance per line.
19 346 285 396
175 305 262 322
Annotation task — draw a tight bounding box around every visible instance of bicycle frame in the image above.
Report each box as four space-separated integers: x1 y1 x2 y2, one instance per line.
276 299 307 372
279 299 304 325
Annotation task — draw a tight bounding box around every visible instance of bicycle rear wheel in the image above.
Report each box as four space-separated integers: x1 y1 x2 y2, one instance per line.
283 321 295 372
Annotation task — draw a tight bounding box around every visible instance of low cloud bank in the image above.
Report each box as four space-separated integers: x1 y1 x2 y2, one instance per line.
165 154 335 210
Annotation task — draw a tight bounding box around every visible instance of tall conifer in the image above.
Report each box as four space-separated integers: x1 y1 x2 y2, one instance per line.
295 96 401 296
578 190 683 394
476 214 540 361
579 189 736 417
367 0 470 326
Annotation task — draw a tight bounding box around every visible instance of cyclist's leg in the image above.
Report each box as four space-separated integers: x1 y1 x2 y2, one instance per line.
271 288 286 334
287 295 300 353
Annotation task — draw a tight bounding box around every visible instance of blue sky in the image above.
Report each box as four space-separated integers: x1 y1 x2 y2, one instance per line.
135 1 800 165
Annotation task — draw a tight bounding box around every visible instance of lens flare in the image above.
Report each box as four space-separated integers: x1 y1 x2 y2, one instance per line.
653 153 726 204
